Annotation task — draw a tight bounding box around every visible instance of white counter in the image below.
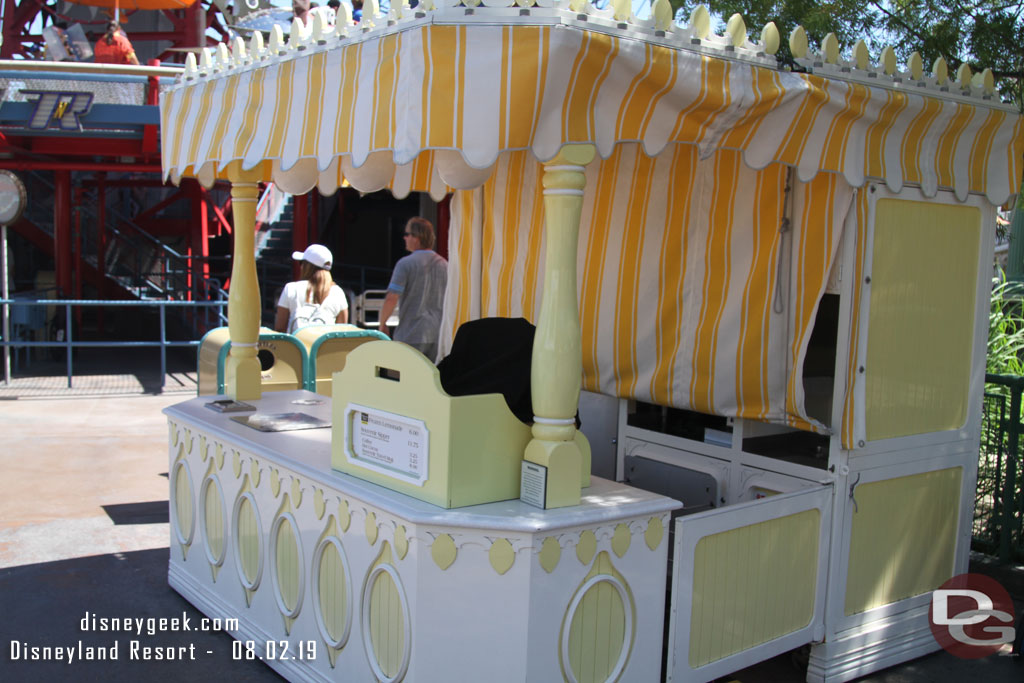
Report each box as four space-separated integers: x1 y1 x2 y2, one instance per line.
165 390 680 682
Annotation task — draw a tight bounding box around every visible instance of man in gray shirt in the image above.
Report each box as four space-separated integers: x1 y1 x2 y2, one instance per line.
379 217 448 361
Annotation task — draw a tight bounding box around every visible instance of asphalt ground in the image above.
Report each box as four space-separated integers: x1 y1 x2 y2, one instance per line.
0 368 1021 682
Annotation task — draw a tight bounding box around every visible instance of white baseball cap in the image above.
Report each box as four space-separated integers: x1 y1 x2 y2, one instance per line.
292 244 333 269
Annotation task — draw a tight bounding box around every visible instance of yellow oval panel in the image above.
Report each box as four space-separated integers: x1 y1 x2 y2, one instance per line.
237 497 261 586
566 579 628 683
276 517 301 612
317 540 348 645
203 478 225 562
173 463 194 545
368 569 405 679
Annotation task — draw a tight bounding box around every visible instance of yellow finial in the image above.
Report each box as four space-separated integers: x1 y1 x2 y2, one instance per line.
955 62 972 89
653 0 673 32
232 36 246 65
725 14 746 48
760 22 780 55
249 30 264 58
908 52 923 80
980 67 995 94
612 0 631 22
933 57 948 84
216 42 230 68
268 25 285 55
789 26 808 59
853 40 869 70
880 46 897 75
689 5 711 40
821 33 840 64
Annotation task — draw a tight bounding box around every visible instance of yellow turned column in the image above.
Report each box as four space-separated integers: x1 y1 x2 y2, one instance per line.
524 144 595 509
225 171 262 401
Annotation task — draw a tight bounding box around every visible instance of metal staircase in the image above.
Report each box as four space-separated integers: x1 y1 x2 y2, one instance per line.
13 171 228 336
253 183 295 327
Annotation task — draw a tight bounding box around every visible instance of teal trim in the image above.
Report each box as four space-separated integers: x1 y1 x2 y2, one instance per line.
304 328 389 391
202 327 309 394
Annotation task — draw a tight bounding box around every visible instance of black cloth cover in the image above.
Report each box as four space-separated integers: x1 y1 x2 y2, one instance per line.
437 317 536 425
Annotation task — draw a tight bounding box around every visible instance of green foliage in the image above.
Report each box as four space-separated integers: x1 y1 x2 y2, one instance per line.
668 1 1024 109
988 274 1024 375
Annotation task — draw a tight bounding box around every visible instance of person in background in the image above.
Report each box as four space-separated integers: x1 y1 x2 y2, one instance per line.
93 21 139 65
275 244 349 333
326 0 341 23
378 217 447 361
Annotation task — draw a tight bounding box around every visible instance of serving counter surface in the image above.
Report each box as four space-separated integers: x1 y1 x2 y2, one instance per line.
164 390 680 682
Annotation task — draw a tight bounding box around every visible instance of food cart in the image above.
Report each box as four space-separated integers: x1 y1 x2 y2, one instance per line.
160 2 1024 681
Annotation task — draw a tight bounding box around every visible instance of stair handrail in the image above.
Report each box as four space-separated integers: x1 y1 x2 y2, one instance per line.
22 170 229 303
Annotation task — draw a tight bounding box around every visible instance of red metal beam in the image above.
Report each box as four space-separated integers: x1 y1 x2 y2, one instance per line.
1 0 42 60
213 197 232 236
0 160 162 173
53 170 72 297
2 136 152 159
190 181 210 300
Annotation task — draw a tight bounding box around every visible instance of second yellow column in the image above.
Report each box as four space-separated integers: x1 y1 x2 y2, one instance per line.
523 144 595 508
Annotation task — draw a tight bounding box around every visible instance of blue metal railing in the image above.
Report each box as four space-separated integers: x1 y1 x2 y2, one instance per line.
0 298 228 390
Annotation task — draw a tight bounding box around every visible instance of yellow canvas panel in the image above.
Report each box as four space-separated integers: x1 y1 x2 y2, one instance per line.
844 467 962 615
864 199 980 440
442 144 849 429
689 509 820 668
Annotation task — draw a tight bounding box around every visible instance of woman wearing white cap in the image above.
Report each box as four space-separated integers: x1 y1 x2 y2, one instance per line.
274 244 349 333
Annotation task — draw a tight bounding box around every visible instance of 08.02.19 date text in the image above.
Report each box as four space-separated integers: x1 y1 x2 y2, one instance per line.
232 640 317 661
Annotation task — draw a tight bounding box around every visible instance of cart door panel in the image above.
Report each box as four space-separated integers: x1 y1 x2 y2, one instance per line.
667 485 833 682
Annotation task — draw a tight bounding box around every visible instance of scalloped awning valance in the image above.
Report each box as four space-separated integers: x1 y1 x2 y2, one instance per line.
161 16 1024 205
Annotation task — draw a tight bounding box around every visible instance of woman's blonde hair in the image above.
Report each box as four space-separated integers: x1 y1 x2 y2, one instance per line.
300 261 333 305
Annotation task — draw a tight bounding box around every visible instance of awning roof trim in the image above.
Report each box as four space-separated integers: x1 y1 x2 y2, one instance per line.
161 8 1024 205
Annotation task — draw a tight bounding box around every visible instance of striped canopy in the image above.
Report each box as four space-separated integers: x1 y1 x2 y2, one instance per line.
439 145 851 432
161 9 1024 430
162 14 1024 205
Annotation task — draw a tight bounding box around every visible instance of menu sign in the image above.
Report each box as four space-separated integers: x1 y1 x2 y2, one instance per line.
345 403 428 486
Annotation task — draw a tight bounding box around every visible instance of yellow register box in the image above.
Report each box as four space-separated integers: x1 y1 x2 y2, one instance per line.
330 341 531 508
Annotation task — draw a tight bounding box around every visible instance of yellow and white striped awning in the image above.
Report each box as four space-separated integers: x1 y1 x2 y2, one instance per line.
440 144 851 431
161 9 1024 429
161 14 1024 205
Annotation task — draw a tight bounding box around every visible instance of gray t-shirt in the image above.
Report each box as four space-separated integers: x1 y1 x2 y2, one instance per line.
387 249 448 346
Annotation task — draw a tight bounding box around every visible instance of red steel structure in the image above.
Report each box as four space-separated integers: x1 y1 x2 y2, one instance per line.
0 1 249 301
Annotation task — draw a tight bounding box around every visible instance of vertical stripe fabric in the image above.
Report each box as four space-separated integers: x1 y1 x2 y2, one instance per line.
162 22 1024 207
441 145 852 429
